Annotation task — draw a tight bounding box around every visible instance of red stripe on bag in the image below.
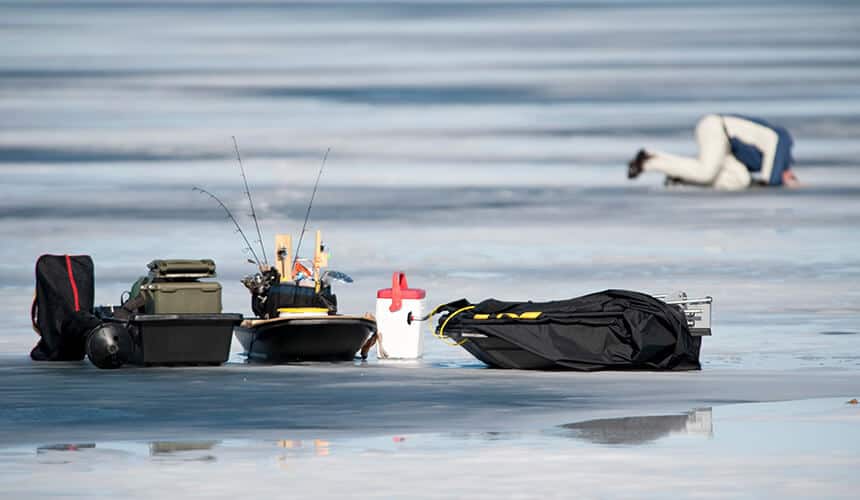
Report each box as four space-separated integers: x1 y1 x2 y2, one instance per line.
65 254 80 311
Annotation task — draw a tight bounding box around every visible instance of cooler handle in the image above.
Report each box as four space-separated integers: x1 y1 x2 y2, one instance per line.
389 272 408 312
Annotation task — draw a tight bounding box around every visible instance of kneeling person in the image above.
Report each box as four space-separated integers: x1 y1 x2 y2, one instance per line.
628 114 799 190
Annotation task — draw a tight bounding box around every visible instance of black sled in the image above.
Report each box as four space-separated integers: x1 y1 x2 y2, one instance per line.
237 231 375 362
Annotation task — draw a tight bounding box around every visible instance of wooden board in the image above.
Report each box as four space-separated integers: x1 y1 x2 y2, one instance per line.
241 313 375 329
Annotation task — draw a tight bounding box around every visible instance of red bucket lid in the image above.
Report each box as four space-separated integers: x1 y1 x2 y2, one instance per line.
377 272 425 312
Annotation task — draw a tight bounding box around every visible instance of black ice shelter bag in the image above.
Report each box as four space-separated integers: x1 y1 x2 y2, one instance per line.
434 289 701 371
30 255 96 361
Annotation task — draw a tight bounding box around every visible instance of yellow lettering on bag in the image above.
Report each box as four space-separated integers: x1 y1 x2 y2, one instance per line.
518 311 542 319
472 312 542 320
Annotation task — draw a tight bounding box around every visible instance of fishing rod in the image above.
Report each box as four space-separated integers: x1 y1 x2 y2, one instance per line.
192 186 262 268
232 136 269 268
292 147 330 270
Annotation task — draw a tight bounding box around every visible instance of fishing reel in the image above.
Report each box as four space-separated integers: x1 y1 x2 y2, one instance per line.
241 266 280 296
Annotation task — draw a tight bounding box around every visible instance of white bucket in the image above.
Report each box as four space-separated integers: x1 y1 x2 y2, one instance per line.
375 272 425 359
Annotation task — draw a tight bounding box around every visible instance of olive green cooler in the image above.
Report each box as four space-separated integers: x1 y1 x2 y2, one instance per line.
140 281 222 314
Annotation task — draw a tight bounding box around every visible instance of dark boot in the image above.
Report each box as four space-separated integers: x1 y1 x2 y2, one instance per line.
627 149 652 179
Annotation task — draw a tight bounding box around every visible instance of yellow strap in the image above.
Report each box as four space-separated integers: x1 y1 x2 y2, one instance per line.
435 305 475 347
426 303 446 319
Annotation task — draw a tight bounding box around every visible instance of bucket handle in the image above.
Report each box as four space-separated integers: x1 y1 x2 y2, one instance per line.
389 272 408 312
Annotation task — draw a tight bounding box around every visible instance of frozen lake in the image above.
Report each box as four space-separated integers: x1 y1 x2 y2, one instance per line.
2 398 859 499
1 0 859 497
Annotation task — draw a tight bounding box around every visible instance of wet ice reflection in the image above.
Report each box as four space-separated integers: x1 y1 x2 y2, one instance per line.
149 441 219 463
28 409 717 464
6 399 857 498
149 441 219 455
562 408 713 445
36 443 96 454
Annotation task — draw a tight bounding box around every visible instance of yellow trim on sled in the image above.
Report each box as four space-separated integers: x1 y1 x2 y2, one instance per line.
277 307 330 314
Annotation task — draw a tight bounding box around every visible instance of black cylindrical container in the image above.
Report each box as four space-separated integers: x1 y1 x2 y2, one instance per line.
86 323 133 369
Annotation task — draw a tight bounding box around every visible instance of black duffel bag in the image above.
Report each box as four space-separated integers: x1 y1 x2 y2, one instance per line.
30 254 96 361
432 289 701 371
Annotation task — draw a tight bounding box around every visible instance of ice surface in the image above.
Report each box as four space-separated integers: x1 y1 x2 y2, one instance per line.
1 0 859 497
2 399 858 499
